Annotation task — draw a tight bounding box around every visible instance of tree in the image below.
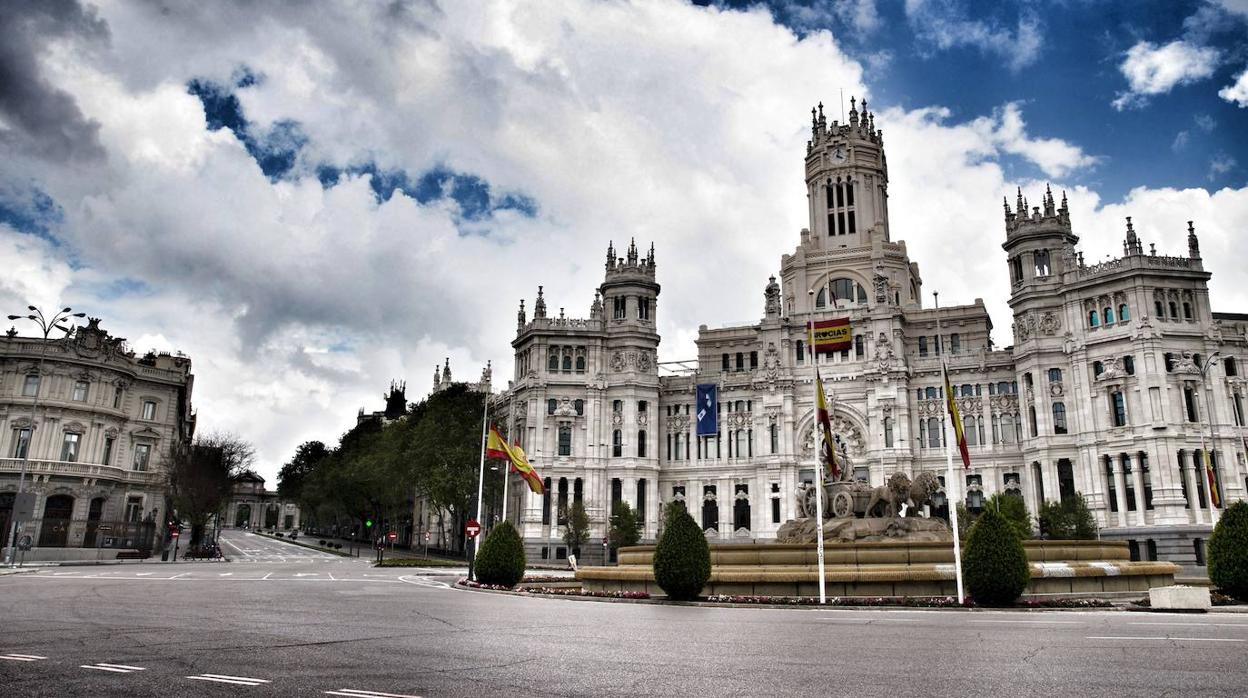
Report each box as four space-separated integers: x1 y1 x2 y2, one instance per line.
474 521 527 587
962 506 1031 606
1037 493 1097 540
561 501 591 557
652 504 711 600
1208 500 1248 601
986 492 1033 539
609 501 642 555
167 432 255 547
277 440 329 504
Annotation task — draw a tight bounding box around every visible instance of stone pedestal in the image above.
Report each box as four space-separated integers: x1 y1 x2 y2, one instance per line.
1149 585 1211 611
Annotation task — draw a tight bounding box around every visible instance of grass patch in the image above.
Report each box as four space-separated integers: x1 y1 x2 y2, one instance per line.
374 557 466 568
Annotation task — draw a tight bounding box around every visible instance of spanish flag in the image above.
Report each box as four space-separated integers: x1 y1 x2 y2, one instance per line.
1203 449 1221 508
942 364 971 469
487 425 545 495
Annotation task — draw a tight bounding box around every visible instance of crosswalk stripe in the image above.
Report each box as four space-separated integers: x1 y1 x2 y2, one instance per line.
97 663 147 671
188 676 266 686
82 664 133 673
200 673 272 682
325 690 424 698
0 655 46 662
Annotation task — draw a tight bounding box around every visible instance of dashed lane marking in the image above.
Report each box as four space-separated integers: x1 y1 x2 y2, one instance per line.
1129 622 1248 628
187 673 272 686
82 663 147 673
1087 636 1246 642
967 620 1080 625
0 654 47 662
324 689 424 698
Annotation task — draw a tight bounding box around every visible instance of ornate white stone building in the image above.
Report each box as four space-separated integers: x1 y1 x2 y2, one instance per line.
489 99 1246 570
0 318 195 555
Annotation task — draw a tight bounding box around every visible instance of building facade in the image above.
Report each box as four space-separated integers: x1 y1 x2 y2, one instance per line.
0 318 195 555
487 99 1246 570
223 471 302 531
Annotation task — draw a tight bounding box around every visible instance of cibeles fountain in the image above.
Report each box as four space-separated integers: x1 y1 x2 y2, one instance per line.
578 456 1181 599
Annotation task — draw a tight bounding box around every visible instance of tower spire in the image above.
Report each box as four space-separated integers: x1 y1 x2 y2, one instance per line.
1187 220 1201 258
534 285 547 319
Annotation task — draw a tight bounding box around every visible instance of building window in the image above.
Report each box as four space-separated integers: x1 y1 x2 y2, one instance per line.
574 399 584 416
1052 402 1067 434
1123 355 1135 375
542 478 552 525
637 430 647 458
1226 357 1239 377
771 497 781 524
612 430 623 457
613 296 626 320
141 400 157 421
770 423 779 453
1048 368 1062 383
795 341 804 365
1104 307 1114 324
1111 391 1127 427
73 381 89 402
562 352 572 372
548 350 559 372
547 399 556 415
1093 361 1104 377
950 333 960 355
749 351 758 370
102 437 115 465
637 479 647 522
854 335 865 359
576 354 586 372
1028 406 1038 438
638 297 650 320
1119 304 1130 322
22 375 40 397
1155 300 1165 318
133 443 151 471
722 353 730 371
1183 302 1193 320
927 417 941 448
918 336 928 357
1088 310 1099 328
11 428 31 458
61 433 81 462
124 496 144 523
735 352 744 371
613 399 623 414
1184 386 1199 422
113 386 124 408
1169 301 1178 318
884 417 894 447
558 426 572 456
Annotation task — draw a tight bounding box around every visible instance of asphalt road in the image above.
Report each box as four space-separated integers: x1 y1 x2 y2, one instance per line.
1 530 1245 697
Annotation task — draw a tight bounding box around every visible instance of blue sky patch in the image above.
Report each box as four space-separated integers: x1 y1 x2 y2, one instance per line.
0 185 64 245
317 162 538 222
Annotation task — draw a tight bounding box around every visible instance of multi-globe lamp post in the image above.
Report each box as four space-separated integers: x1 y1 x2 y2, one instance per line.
3 306 85 567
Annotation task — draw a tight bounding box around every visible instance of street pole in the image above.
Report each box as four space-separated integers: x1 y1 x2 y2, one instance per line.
470 395 490 576
1198 352 1222 525
807 289 826 605
4 306 83 568
935 291 966 605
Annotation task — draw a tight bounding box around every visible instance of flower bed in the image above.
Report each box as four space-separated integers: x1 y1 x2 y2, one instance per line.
701 594 1112 608
457 578 648 598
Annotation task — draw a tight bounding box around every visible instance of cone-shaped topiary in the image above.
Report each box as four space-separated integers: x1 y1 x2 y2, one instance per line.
1209 500 1248 601
652 505 710 600
962 506 1031 606
474 521 526 588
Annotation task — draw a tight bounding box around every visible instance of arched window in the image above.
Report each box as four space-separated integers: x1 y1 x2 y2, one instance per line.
1103 307 1114 324
1111 391 1127 427
548 349 559 371
1155 300 1164 318
637 430 647 458
1169 301 1178 318
795 340 805 364
558 426 572 456
612 430 622 457
965 416 978 446
1088 310 1099 327
1118 304 1129 322
575 354 586 372
815 288 828 308
1052 402 1067 434
830 278 867 305
1001 414 1017 444
1048 368 1062 383
1183 302 1193 320
927 417 942 448
562 352 572 371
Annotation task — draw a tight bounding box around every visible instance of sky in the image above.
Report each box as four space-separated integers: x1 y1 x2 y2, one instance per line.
1 0 1246 484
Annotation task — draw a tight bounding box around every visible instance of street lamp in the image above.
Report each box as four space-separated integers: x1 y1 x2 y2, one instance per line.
1197 351 1222 525
4 306 86 567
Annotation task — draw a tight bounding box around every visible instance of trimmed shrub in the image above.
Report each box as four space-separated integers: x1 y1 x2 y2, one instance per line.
986 492 1033 539
963 506 1031 606
652 505 710 601
1209 500 1248 601
474 521 526 588
1038 492 1097 540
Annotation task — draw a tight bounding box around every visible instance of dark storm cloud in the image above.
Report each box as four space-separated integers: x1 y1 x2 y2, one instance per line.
0 0 108 162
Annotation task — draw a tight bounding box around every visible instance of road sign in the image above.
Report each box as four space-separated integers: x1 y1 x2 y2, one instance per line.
464 519 481 538
386 531 397 541
424 531 430 542
97 525 112 532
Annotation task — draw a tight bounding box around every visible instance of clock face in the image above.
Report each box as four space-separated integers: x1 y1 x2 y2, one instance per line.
831 147 846 163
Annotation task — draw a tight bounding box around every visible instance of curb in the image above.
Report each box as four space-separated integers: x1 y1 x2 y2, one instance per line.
251 531 356 558
0 567 39 576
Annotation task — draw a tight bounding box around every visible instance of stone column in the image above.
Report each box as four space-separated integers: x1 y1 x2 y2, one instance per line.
1130 453 1147 526
1180 450 1204 524
1112 457 1129 527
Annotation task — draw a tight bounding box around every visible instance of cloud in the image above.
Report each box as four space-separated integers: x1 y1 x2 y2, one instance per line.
904 0 1044 72
1209 152 1237 180
1194 113 1217 131
1112 40 1221 110
1172 130 1190 152
1219 69 1248 107
0 0 1243 484
704 1 881 36
0 0 108 162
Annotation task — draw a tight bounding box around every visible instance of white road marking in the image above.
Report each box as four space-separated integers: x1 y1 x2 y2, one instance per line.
1130 622 1248 628
262 572 272 580
0 654 47 662
134 572 152 576
324 689 424 698
169 573 190 579
1087 636 1246 642
295 573 318 577
82 663 147 673
968 620 1080 625
53 572 78 576
187 673 272 686
219 573 233 577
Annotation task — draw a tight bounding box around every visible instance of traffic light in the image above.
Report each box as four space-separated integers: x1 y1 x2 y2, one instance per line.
364 519 373 529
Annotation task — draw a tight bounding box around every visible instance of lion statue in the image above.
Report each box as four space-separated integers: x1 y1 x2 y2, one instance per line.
906 471 942 515
866 472 911 518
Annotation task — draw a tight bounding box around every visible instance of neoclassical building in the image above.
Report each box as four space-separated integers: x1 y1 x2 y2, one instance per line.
223 471 302 532
0 318 195 556
485 99 1247 570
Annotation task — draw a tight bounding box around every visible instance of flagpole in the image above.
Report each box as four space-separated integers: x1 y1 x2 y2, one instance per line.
935 291 966 604
502 401 513 524
472 395 490 571
808 290 827 605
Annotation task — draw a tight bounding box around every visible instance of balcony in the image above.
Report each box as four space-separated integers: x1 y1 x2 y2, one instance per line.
0 458 157 486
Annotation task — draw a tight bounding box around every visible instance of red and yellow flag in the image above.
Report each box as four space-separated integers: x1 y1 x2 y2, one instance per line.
943 364 971 469
815 368 839 480
1203 449 1221 508
487 425 545 494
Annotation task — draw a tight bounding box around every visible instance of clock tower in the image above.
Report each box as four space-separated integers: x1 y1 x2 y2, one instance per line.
804 97 890 249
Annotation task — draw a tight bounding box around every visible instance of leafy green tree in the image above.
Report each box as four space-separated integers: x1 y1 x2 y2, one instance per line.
1038 493 1097 540
561 501 591 557
474 521 527 587
609 501 642 554
1208 500 1248 601
963 506 1031 606
986 492 1033 539
652 505 711 600
277 440 329 505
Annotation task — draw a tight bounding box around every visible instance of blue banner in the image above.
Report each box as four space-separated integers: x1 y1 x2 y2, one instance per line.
695 384 718 436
